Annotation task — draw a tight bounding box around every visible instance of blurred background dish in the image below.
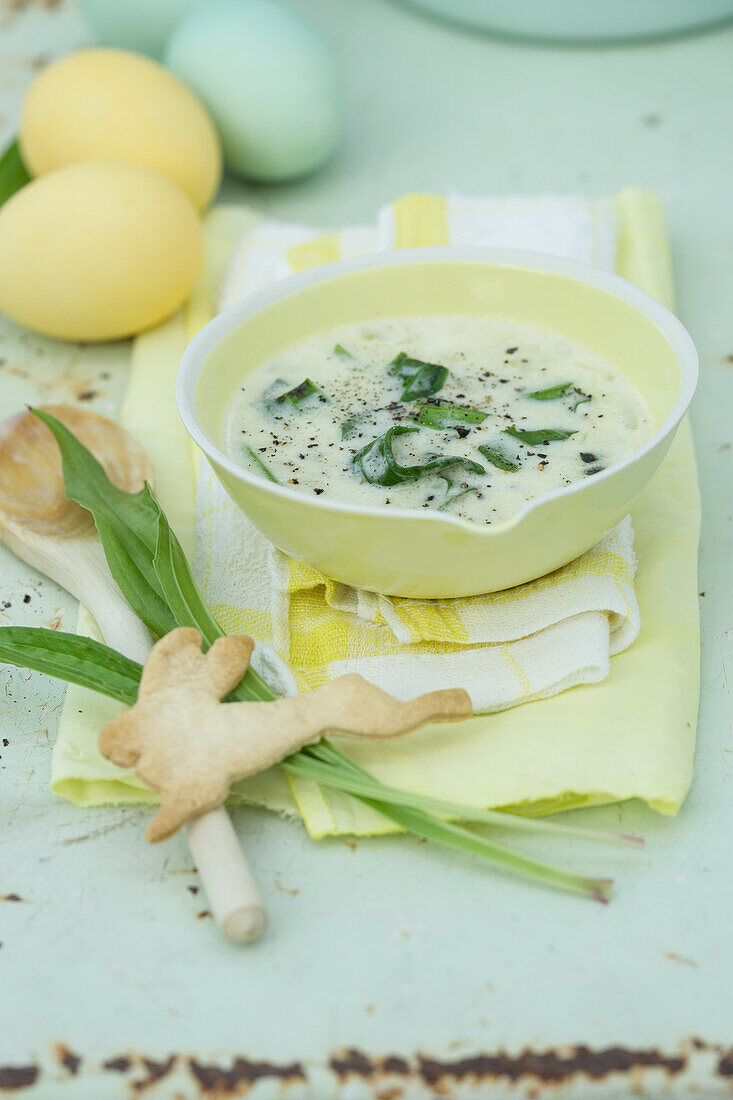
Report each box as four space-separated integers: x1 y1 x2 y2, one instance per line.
396 0 733 43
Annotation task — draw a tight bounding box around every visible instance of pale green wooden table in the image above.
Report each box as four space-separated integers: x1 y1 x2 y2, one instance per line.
1 2 732 1096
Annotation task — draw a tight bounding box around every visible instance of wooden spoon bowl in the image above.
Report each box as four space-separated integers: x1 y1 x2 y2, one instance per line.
0 405 151 536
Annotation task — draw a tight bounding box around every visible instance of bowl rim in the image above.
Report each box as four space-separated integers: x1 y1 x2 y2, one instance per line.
175 245 699 536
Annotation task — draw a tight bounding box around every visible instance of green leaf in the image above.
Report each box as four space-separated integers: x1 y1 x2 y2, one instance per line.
354 425 416 486
362 798 612 902
0 139 30 208
333 344 355 359
32 409 176 638
390 352 448 401
504 426 577 446
478 444 520 472
151 509 275 703
571 391 591 412
242 445 279 483
410 399 487 428
300 744 615 900
527 382 573 401
268 378 330 411
153 511 223 647
437 487 477 512
293 744 641 848
341 417 358 440
34 409 276 703
354 426 485 487
0 627 141 705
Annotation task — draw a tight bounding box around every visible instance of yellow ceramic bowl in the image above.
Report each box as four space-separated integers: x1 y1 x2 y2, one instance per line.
176 249 698 597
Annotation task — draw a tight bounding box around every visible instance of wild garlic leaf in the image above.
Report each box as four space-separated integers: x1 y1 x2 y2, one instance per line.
299 741 634 846
478 444 520 472
0 139 30 208
33 410 275 702
0 626 141 705
354 426 485 487
333 344 355 359
504 426 577 446
268 378 330 411
243 444 279 483
571 391 592 412
32 409 176 638
302 745 613 901
153 511 223 649
527 382 573 401
367 799 612 902
389 352 448 402
410 399 487 428
438 487 478 512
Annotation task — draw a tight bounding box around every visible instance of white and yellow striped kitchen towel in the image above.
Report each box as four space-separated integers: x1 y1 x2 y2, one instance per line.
195 192 638 713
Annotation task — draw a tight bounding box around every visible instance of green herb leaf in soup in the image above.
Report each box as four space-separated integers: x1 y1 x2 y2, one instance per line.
268 378 330 412
242 445 280 483
478 445 520 472
571 390 591 412
438 487 479 512
354 426 485 487
410 399 488 429
504 426 577 446
333 344 355 359
390 352 449 402
527 381 573 401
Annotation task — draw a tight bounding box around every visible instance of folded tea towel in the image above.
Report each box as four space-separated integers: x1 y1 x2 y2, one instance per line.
218 193 617 304
197 192 637 714
196 463 639 712
50 189 700 835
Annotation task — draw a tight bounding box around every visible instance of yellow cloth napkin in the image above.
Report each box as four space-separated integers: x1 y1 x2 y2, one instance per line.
50 189 700 839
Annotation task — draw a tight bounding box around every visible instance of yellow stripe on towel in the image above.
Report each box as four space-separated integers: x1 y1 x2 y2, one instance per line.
393 193 449 247
287 232 341 272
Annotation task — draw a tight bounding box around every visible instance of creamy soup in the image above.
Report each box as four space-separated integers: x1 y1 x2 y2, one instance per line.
222 315 651 525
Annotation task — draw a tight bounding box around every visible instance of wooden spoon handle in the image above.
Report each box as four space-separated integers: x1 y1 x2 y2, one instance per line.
186 810 267 943
87 587 267 945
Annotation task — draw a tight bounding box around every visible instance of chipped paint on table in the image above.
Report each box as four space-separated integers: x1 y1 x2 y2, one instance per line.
2 1 733 1097
3 1037 733 1097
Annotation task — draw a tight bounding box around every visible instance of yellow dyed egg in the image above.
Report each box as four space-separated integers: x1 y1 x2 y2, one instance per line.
20 47 221 210
0 162 202 342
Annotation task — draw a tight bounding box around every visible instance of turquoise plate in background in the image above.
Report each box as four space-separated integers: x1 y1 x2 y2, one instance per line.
396 0 733 43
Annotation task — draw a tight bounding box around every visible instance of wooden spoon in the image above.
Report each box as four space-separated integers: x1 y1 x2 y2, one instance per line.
0 405 267 944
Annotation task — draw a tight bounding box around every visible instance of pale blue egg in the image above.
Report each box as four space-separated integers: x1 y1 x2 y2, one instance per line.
79 0 204 58
164 0 342 182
